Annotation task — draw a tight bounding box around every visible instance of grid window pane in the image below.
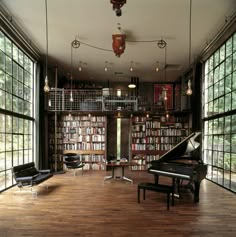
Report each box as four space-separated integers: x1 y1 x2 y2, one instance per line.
203 32 236 193
0 30 35 192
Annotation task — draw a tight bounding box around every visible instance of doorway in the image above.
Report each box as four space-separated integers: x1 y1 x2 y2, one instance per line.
107 116 130 161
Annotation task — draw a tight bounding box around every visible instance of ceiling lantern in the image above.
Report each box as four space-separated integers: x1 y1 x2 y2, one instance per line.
112 24 126 57
110 0 126 17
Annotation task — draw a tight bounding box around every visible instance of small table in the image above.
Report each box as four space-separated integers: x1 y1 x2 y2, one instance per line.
104 161 135 183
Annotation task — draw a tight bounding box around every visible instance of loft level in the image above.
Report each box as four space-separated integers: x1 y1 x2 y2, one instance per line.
47 88 176 112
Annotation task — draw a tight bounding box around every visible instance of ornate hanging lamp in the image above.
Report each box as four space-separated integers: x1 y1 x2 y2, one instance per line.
110 0 126 17
112 24 126 57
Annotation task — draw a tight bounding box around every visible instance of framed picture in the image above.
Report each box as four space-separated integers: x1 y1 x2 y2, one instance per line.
154 84 173 110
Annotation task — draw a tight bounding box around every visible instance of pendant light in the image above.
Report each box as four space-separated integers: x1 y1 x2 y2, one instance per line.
44 0 50 92
69 43 73 102
186 0 193 96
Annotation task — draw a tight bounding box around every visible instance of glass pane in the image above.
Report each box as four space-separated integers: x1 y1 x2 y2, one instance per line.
18 82 24 98
13 61 18 79
5 134 12 151
12 78 18 96
19 118 24 134
219 62 225 79
18 66 23 82
0 134 5 152
232 134 236 153
223 170 230 189
225 74 231 93
232 114 236 133
230 171 236 192
233 52 236 71
13 150 19 166
13 44 18 62
0 152 5 171
208 70 213 86
0 50 5 71
233 32 236 52
24 120 29 134
225 55 232 76
208 85 213 101
0 31 5 52
232 91 236 110
6 151 12 169
218 79 224 96
13 117 19 133
5 170 13 187
0 114 5 133
226 37 232 57
18 50 23 66
19 135 24 150
13 135 18 150
233 71 236 91
12 96 18 113
224 134 231 152
214 82 219 98
5 38 12 57
220 44 225 62
225 116 231 134
209 56 213 71
0 69 5 90
225 93 231 112
218 97 224 113
213 99 219 114
5 92 12 111
231 153 236 172
5 74 12 93
214 50 220 67
0 90 5 109
214 66 219 83
5 56 12 75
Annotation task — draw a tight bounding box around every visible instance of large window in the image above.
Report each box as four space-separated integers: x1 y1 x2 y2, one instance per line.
0 30 35 191
203 32 236 193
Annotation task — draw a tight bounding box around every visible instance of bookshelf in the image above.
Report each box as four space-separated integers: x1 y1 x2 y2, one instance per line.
63 115 107 170
131 114 190 171
48 113 64 172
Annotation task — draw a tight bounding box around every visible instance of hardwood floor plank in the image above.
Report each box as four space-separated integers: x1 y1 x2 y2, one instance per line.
0 169 235 237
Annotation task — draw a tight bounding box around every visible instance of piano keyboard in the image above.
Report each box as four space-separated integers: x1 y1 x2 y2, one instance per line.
148 169 191 180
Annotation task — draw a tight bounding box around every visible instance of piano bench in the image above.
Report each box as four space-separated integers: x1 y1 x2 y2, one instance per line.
137 182 174 210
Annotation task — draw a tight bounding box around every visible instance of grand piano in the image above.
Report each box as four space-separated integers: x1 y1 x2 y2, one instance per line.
148 132 207 202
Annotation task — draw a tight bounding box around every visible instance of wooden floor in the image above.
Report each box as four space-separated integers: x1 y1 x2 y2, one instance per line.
0 168 235 237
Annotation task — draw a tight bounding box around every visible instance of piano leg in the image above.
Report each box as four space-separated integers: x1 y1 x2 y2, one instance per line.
154 174 159 184
194 182 200 202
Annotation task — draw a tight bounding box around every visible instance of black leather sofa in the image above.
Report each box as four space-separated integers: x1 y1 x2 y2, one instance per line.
12 162 53 194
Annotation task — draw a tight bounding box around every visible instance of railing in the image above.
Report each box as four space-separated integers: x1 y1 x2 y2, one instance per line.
47 89 138 112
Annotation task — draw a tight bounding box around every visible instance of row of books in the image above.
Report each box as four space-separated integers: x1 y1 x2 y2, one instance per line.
63 143 105 150
64 115 105 122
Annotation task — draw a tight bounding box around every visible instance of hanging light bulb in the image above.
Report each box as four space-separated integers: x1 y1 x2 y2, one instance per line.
164 89 168 101
130 61 134 72
44 0 50 92
44 75 50 92
104 61 108 71
186 0 193 96
78 62 82 71
70 90 74 102
166 112 169 119
155 61 159 72
48 98 51 107
186 79 192 95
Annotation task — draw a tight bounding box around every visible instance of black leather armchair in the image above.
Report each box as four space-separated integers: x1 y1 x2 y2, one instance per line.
63 153 85 176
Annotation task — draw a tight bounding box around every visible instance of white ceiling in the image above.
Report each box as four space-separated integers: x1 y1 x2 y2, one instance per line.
1 0 236 84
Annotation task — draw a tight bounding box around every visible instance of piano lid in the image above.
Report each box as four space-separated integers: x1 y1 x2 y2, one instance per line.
153 132 201 163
